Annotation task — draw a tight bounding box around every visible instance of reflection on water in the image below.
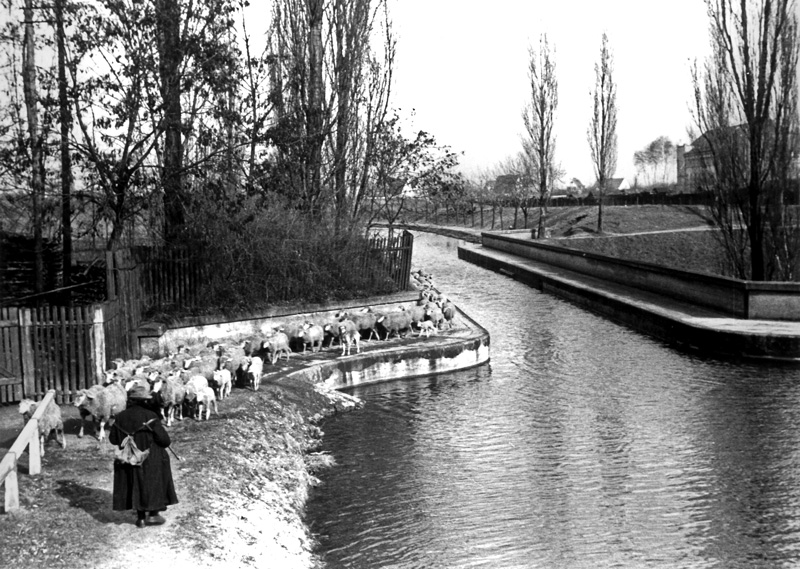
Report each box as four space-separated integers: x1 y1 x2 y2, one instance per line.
306 233 800 568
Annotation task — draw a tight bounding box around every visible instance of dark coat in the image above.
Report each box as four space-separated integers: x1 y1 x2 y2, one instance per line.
109 399 179 512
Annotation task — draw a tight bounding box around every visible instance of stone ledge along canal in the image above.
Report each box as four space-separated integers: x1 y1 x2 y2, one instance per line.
306 232 800 569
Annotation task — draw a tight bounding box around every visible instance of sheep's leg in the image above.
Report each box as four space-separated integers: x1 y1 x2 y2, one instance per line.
77 419 85 438
40 434 45 458
58 426 66 448
98 419 106 442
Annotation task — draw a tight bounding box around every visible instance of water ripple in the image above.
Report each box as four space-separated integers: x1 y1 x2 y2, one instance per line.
307 233 800 569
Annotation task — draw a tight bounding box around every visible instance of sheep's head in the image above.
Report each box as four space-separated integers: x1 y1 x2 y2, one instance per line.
18 399 36 417
73 391 90 407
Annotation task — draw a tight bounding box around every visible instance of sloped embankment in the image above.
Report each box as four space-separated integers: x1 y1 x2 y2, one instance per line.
0 376 360 569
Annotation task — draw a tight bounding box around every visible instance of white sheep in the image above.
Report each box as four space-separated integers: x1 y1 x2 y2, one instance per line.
417 320 437 338
299 323 325 353
439 299 456 329
338 321 361 356
262 332 291 365
195 386 218 421
337 310 381 342
243 356 264 391
424 303 445 329
183 374 208 418
18 398 66 456
376 310 413 340
158 374 186 426
211 368 232 400
72 381 127 442
401 304 426 330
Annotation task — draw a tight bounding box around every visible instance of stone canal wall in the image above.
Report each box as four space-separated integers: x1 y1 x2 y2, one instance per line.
480 232 800 321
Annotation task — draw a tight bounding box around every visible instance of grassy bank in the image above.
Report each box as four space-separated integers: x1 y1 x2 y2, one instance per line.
403 204 730 277
0 376 360 569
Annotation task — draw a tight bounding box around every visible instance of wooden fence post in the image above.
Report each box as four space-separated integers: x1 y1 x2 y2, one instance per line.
3 455 19 511
18 308 35 399
91 306 106 383
106 251 116 300
28 419 41 475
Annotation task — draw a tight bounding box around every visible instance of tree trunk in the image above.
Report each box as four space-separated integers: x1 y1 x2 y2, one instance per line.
56 0 72 298
537 203 546 238
23 0 45 296
597 196 604 233
306 0 324 215
749 178 764 280
156 0 184 241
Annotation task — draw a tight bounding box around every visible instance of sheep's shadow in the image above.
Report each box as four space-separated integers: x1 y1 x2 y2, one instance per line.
63 417 94 437
54 479 130 525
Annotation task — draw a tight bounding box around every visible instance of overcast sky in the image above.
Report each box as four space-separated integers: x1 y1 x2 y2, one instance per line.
389 0 712 185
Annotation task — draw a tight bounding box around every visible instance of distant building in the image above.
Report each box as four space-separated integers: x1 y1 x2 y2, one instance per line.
677 124 800 192
605 178 631 194
675 128 739 192
588 178 630 195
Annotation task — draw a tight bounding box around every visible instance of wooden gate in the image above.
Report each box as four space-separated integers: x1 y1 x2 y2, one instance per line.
366 230 414 291
0 305 103 404
0 307 24 403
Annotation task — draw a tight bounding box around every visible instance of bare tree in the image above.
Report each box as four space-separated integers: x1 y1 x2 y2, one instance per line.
588 32 618 233
55 0 73 293
152 0 186 241
523 34 558 239
693 0 799 280
633 136 675 188
21 0 45 294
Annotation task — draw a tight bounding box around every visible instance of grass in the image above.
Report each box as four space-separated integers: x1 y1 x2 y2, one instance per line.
403 204 732 277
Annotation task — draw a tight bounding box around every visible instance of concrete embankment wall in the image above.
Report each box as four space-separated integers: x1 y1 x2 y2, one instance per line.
136 294 490 390
457 244 800 360
480 233 800 321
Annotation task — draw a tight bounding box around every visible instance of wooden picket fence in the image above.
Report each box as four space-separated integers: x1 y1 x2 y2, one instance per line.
131 246 205 312
364 230 414 292
0 235 410 404
0 306 107 405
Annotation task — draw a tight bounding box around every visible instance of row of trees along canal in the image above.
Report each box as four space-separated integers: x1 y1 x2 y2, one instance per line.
2 0 798 311
389 1 800 282
0 0 460 311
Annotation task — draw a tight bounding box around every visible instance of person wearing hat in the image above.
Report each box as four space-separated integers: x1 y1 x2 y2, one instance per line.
108 380 179 528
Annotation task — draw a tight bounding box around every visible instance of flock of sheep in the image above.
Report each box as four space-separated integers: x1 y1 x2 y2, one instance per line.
17 278 457 454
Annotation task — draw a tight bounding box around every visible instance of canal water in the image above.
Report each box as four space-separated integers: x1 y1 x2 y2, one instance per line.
306 232 800 568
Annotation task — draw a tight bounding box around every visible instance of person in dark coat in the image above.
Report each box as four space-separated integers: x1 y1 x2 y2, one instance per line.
109 381 179 528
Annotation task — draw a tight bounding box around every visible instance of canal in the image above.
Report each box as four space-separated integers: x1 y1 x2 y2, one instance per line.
306 232 800 568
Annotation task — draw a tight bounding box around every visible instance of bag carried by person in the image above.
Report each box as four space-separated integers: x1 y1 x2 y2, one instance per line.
114 419 155 466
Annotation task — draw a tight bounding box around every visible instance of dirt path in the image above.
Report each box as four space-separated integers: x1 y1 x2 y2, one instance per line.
0 377 353 569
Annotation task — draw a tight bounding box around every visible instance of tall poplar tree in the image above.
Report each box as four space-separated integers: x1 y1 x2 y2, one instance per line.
522 34 559 239
588 32 618 234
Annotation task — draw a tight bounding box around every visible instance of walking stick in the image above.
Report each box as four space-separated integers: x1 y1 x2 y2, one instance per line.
143 418 184 461
167 445 183 462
